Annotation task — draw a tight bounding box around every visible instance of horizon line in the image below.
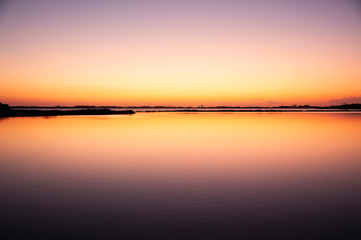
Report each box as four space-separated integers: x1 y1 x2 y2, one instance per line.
4 103 361 109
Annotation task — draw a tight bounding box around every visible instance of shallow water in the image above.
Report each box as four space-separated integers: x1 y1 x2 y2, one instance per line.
1 113 361 239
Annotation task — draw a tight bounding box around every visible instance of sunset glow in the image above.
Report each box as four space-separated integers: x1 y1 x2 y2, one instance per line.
1 0 361 106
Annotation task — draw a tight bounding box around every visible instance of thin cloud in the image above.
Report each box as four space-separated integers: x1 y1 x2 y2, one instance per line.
267 101 280 105
329 97 361 105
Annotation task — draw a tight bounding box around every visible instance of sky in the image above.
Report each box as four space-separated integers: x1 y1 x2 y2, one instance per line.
1 0 361 106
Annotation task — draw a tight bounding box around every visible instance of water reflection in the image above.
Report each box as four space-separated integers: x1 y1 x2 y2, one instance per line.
1 113 361 239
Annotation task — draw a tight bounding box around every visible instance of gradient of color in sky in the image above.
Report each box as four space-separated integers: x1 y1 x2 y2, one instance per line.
1 0 361 106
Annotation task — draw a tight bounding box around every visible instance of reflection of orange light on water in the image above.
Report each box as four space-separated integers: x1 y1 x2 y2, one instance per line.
1 113 361 186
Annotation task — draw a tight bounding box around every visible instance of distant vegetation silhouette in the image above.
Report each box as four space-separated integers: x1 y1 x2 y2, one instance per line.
1 102 361 117
0 102 135 117
276 104 361 109
0 102 10 111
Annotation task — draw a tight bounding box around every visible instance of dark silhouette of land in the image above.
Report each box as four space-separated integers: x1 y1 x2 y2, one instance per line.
0 103 135 117
1 102 361 117
9 103 361 109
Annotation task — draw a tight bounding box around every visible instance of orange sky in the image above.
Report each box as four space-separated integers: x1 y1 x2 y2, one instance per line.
1 0 361 106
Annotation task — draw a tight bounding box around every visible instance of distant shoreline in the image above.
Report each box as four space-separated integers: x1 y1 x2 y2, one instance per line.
1 109 361 118
1 103 361 117
138 109 361 113
0 109 135 118
9 103 361 110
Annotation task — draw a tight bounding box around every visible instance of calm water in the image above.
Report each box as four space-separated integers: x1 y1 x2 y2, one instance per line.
1 113 361 239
